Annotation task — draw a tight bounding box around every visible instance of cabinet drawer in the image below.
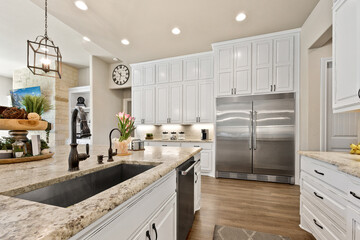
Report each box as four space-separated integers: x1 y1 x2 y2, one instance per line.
181 142 212 150
347 175 360 208
301 156 348 193
301 196 345 240
301 172 346 231
147 141 181 147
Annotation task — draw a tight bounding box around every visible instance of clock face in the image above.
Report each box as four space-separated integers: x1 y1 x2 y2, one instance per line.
112 65 130 85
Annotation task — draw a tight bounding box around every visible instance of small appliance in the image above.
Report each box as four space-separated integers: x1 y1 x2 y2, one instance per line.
201 129 209 140
178 131 185 140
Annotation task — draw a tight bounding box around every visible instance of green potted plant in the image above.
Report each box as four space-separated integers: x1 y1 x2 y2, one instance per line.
145 133 153 140
21 94 52 120
0 137 14 159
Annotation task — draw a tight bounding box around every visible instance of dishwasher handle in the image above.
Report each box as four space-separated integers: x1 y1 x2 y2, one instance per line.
181 160 198 175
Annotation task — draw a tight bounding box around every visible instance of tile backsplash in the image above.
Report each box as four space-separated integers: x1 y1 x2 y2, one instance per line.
135 124 214 140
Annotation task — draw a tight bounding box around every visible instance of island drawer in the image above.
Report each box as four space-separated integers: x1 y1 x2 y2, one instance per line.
301 156 348 193
301 196 345 240
301 172 346 231
181 142 212 150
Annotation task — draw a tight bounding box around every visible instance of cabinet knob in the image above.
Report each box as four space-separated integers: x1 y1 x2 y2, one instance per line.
271 85 273 92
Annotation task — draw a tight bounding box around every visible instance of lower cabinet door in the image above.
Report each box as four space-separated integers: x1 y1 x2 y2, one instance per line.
151 194 177 240
201 150 212 172
132 223 151 240
347 205 360 240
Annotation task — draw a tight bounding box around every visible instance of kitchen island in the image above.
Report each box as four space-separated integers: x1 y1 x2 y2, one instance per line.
0 145 201 240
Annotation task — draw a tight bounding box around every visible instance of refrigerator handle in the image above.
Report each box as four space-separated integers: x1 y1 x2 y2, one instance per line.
253 111 257 150
249 111 253 150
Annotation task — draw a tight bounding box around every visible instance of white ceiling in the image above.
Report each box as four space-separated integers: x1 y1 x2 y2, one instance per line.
30 0 319 64
0 0 111 78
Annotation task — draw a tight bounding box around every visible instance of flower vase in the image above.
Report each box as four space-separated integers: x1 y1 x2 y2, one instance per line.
114 138 132 156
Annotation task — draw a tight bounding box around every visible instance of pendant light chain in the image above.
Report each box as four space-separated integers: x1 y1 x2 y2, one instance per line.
44 0 48 38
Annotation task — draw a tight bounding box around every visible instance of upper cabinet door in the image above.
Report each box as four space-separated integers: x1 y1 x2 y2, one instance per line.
216 46 234 96
234 43 252 95
143 86 156 124
156 62 169 84
252 40 273 94
132 67 143 87
132 87 143 124
183 82 198 123
183 57 199 81
169 84 182 124
333 0 360 112
199 55 214 80
156 85 169 124
198 81 214 123
273 36 294 93
144 64 156 85
169 60 183 82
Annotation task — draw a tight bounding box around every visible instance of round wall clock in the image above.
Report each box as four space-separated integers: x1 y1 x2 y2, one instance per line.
112 64 130 85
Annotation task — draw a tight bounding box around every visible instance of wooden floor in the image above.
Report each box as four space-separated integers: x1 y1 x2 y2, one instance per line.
187 176 315 240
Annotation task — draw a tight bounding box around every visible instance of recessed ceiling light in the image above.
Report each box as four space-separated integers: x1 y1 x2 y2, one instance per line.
121 39 130 45
172 27 181 35
113 57 120 61
236 13 247 22
75 1 88 11
83 36 91 42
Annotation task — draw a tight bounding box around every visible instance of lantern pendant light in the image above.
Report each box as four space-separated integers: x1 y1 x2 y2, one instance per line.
27 0 62 78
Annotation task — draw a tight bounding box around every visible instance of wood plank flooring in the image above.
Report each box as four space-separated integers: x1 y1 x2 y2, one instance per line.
187 176 315 240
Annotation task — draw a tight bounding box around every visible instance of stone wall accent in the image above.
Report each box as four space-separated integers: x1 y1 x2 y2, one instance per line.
13 64 78 147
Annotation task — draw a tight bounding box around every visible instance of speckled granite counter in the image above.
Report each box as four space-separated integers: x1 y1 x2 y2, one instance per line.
144 139 213 143
0 145 201 240
299 151 360 178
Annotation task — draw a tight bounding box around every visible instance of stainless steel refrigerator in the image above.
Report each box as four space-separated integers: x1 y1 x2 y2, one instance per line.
215 93 295 184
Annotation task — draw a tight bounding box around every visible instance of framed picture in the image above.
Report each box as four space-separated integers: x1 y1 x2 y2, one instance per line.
10 86 41 108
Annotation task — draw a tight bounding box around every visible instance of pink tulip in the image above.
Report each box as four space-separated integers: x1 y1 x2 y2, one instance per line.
125 114 130 119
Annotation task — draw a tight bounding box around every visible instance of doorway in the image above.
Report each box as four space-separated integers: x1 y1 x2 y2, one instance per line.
320 58 358 151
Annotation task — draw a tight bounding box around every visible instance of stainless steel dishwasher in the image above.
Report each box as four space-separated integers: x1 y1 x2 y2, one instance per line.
177 157 196 240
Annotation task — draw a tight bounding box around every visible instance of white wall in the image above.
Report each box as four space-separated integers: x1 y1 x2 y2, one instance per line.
0 75 12 106
78 68 90 86
90 56 123 145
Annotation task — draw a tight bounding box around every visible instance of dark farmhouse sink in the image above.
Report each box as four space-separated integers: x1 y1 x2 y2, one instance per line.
15 163 155 208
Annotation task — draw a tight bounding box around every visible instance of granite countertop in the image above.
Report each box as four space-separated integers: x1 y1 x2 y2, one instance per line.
0 145 201 240
144 139 213 143
299 151 360 178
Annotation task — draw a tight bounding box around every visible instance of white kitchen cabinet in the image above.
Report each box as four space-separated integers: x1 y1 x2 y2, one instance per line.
156 85 169 124
194 159 201 212
147 141 181 147
213 29 298 97
150 194 177 240
143 86 156 124
132 67 143 87
333 0 360 113
156 84 182 124
133 86 155 125
200 150 212 172
273 36 294 93
144 64 156 85
156 62 169 84
132 87 143 125
169 84 182 124
216 46 234 96
347 205 360 240
183 82 198 123
252 39 273 94
184 57 198 81
183 81 214 124
169 60 183 82
199 55 214 80
198 81 214 123
234 42 252 95
71 171 176 240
